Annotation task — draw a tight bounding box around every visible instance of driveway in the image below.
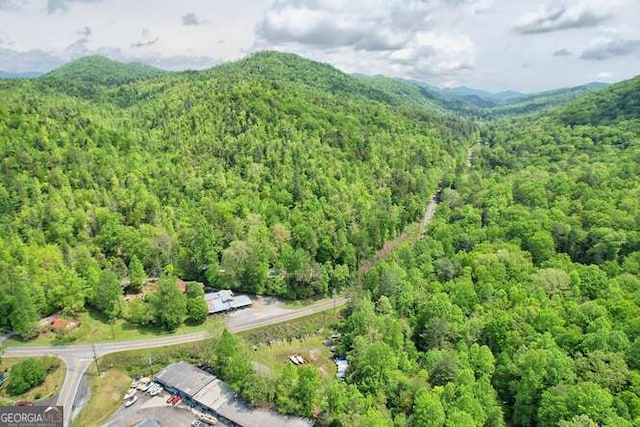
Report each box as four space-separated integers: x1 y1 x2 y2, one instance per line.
104 392 197 427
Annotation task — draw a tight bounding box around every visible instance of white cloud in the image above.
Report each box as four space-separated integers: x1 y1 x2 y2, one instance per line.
514 1 609 34
1 0 639 91
580 34 640 60
254 0 480 80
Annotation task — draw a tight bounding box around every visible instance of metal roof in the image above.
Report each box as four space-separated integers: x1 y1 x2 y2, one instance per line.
154 361 216 398
205 291 252 313
193 378 312 427
229 295 252 309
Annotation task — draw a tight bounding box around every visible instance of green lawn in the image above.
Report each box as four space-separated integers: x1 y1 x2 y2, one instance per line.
0 357 66 405
72 367 131 427
6 310 223 347
248 335 337 378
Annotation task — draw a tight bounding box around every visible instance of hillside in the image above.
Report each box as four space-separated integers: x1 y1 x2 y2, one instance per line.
555 75 640 126
329 70 640 425
486 81 609 116
359 75 608 118
0 51 475 339
44 55 165 86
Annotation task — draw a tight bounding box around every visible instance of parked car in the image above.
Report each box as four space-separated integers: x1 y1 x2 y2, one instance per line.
124 389 137 401
172 396 182 406
166 394 177 404
17 400 34 406
138 382 151 392
124 395 138 407
148 383 162 396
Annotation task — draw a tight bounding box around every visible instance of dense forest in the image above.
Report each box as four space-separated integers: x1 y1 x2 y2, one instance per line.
0 52 475 337
1 50 639 426
322 75 640 425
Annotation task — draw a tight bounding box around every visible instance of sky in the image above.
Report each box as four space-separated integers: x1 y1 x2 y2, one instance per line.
0 0 639 92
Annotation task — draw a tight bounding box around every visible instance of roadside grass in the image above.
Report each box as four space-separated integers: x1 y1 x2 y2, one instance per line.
282 293 347 309
100 340 217 377
239 309 342 345
72 367 131 427
6 309 223 347
73 341 215 426
0 357 66 405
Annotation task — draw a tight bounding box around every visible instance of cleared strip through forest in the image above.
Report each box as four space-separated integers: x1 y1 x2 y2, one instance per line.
357 146 475 277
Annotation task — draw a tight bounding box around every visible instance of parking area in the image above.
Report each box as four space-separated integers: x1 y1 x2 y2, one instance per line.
103 388 205 427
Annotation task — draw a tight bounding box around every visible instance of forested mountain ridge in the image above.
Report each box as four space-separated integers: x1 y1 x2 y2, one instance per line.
554 75 640 126
0 51 476 339
323 73 640 425
44 55 165 86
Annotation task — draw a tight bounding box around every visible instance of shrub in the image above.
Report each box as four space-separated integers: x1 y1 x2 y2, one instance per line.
7 359 46 395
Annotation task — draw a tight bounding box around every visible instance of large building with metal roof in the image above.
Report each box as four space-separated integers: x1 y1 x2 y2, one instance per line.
204 290 252 314
154 362 311 427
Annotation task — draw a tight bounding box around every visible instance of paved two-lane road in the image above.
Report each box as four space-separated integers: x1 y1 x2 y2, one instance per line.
3 295 350 426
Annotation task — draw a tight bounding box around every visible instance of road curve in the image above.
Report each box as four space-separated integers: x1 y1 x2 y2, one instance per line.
3 295 350 426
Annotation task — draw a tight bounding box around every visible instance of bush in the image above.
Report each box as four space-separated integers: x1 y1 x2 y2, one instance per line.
187 297 209 324
7 359 46 395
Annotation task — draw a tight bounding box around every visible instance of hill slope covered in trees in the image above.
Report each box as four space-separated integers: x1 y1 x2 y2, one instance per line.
322 73 640 425
0 51 475 338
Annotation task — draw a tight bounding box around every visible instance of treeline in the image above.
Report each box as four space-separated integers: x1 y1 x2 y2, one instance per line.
0 52 475 337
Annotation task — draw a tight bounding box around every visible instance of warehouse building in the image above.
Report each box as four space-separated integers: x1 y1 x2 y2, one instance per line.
154 362 311 427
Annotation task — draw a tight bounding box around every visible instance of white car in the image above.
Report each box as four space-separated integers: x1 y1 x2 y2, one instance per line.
148 384 163 396
124 389 137 401
124 395 138 407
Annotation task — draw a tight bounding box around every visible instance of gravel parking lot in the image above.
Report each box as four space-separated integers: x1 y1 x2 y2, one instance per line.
104 391 200 427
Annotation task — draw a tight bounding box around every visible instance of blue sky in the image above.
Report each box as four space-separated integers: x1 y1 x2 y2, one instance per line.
0 0 639 91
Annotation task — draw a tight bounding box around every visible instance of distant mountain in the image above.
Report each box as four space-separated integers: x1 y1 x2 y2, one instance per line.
0 71 43 79
487 82 610 116
445 86 524 101
44 55 165 87
385 78 610 116
494 90 525 101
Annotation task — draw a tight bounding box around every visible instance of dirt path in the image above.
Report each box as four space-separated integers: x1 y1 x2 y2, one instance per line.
357 193 439 276
358 146 474 277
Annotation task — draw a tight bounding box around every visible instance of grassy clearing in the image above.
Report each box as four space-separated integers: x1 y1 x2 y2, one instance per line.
6 309 223 347
248 335 337 378
240 310 343 378
72 367 131 427
0 357 66 405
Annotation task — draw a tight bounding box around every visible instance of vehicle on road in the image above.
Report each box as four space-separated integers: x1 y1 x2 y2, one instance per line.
124 395 138 407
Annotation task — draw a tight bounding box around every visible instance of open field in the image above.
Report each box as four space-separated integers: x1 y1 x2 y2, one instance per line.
0 357 66 405
249 335 337 378
72 367 131 427
6 310 223 347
